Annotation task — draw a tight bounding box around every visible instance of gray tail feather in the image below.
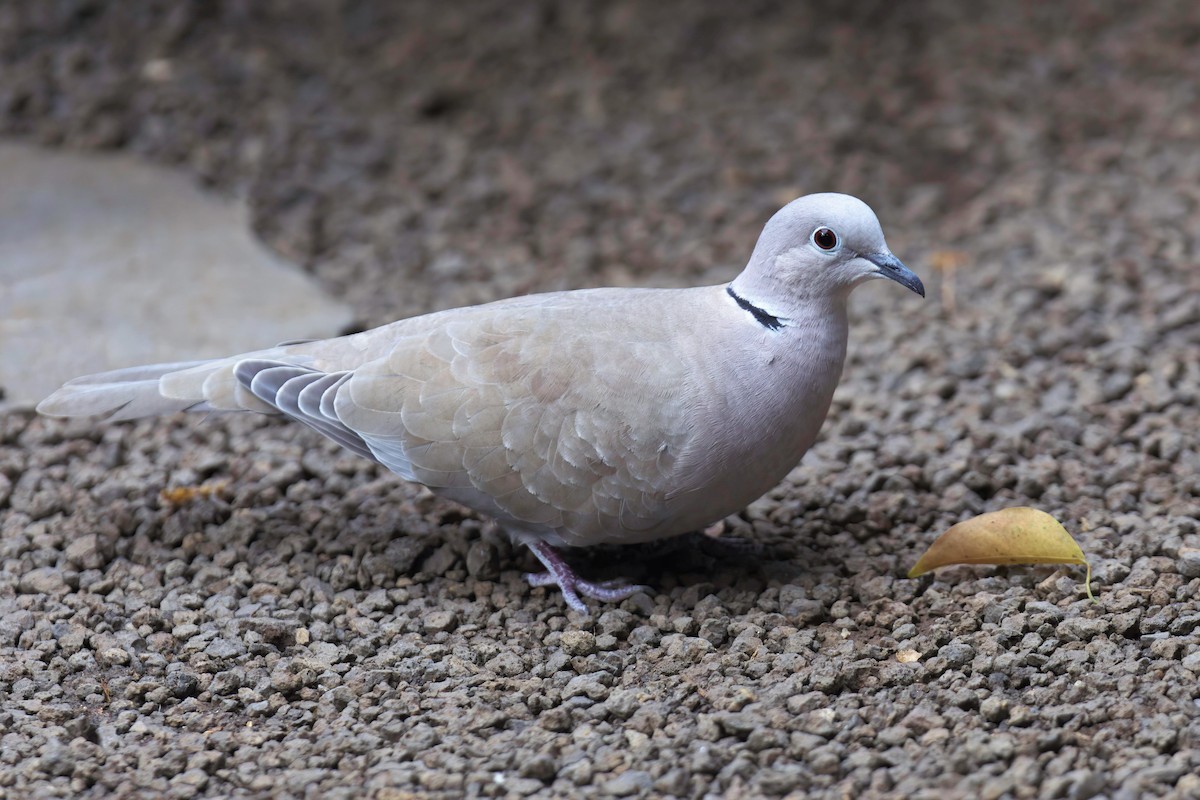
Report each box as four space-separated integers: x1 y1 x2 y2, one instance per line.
36 359 217 422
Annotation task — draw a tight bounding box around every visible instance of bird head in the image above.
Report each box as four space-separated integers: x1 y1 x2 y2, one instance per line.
734 193 925 306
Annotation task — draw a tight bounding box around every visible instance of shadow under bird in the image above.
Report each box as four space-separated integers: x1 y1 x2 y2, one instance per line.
39 193 925 613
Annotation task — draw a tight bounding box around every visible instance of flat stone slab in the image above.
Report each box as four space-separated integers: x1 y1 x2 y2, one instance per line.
0 142 355 409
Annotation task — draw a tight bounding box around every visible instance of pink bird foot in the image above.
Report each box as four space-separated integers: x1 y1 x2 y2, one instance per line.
524 541 648 614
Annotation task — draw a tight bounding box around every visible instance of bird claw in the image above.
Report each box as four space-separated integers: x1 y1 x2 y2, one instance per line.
522 571 559 588
525 542 647 614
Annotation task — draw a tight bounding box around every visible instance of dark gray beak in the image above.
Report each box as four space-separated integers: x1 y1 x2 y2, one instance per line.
865 252 925 297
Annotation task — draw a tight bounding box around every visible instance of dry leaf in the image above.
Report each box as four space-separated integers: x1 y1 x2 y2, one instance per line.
929 249 968 313
928 249 968 272
909 507 1094 600
160 481 228 506
895 649 921 663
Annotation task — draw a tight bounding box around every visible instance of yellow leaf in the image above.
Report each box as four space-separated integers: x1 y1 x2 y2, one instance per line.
160 480 228 506
895 649 921 663
928 249 968 272
908 507 1094 601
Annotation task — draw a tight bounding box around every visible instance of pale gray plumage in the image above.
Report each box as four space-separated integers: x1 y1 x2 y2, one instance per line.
38 193 924 613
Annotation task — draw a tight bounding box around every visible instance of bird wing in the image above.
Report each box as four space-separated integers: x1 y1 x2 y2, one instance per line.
328 293 696 545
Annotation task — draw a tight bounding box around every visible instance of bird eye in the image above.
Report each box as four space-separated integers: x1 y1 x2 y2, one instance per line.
812 227 839 251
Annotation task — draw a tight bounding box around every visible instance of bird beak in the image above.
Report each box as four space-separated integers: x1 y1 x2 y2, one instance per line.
864 252 925 297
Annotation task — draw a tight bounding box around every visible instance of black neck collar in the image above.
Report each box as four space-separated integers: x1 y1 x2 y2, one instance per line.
726 286 784 331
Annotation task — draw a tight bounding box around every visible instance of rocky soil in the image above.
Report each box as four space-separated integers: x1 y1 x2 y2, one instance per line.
1 1 1198 798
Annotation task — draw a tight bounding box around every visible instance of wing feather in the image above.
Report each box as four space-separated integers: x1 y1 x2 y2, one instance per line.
232 360 376 461
333 301 693 545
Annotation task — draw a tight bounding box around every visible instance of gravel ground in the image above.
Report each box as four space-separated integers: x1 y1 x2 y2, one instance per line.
3 1 1200 798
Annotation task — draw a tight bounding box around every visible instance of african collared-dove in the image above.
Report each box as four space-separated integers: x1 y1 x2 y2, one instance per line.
39 193 924 613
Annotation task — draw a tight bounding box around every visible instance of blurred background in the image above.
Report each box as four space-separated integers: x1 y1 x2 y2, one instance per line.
4 0 1196 322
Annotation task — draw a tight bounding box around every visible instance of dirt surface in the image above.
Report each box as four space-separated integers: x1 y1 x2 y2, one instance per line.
2 1 1200 798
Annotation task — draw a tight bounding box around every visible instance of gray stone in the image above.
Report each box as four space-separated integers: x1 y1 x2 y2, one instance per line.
938 642 975 666
560 630 597 656
204 638 246 660
420 544 458 577
18 567 68 595
980 696 1010 722
758 766 804 795
518 753 558 783
423 610 458 634
604 689 640 720
65 534 112 570
562 673 610 701
464 540 499 579
1057 617 1111 641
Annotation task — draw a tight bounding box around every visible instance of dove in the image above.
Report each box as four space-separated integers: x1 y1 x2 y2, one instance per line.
38 193 924 613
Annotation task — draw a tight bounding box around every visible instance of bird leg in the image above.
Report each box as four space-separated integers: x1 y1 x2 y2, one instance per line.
525 541 647 614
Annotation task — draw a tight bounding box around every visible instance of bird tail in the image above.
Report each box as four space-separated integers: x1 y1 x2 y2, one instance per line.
37 352 291 422
37 325 404 423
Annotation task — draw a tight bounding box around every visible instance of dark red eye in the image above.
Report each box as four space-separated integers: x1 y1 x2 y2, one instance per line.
812 227 838 250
